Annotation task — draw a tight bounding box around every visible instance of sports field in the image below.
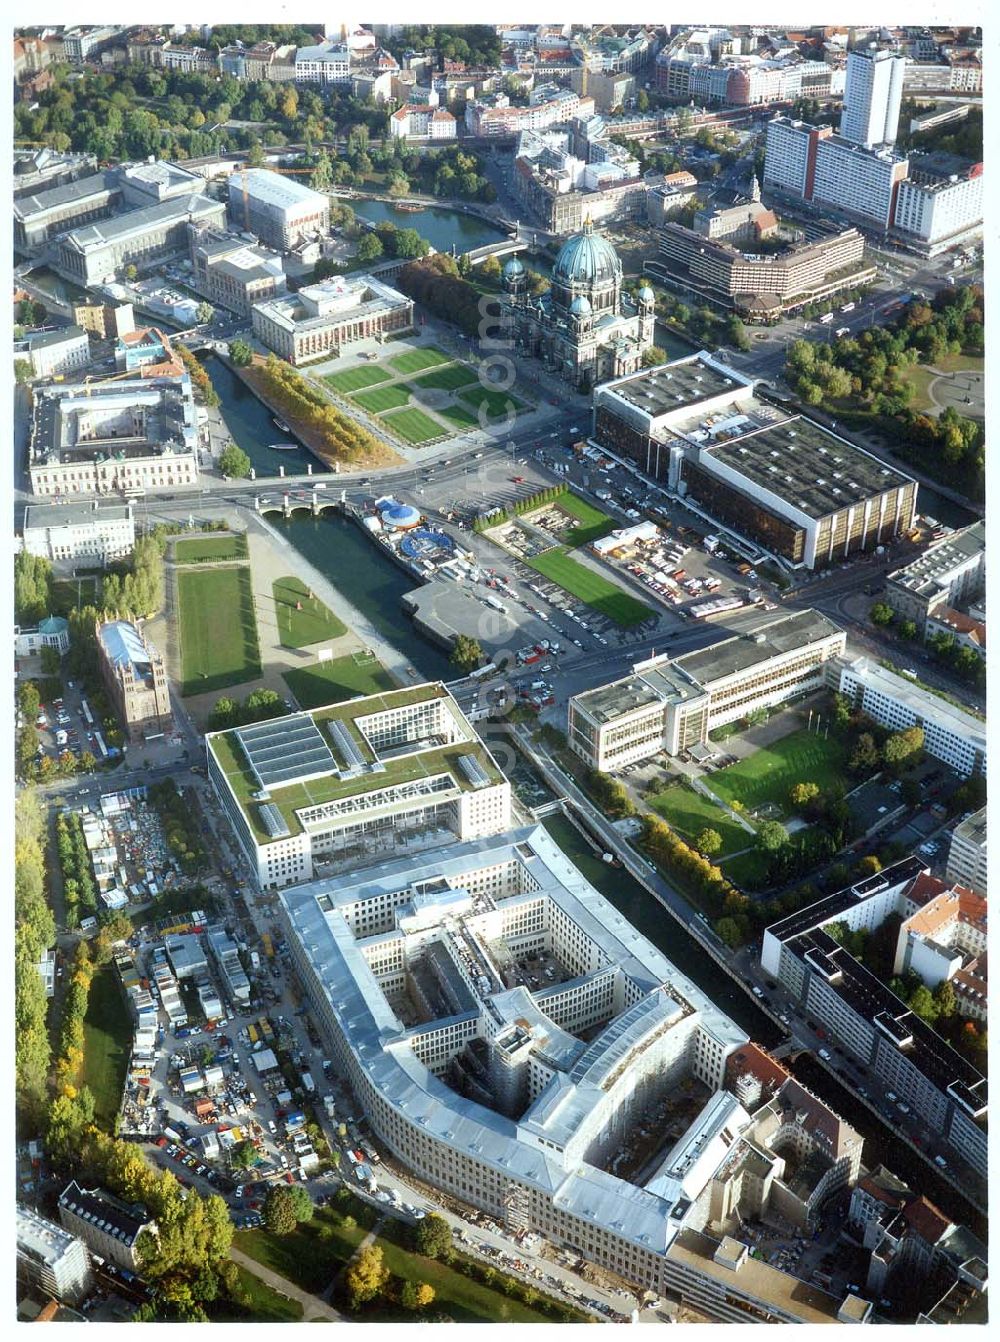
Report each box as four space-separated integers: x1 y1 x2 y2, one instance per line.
178 566 261 695
272 576 346 648
323 365 390 394
388 344 451 374
552 493 616 547
381 406 446 444
527 547 654 627
648 783 750 857
412 364 480 391
352 384 411 413
708 728 848 814
284 651 395 710
173 533 248 564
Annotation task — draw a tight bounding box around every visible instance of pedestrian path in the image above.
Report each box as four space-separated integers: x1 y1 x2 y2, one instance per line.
228 1246 344 1322
324 1214 387 1303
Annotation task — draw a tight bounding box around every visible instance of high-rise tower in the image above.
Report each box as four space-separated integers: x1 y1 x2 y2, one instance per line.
840 46 906 148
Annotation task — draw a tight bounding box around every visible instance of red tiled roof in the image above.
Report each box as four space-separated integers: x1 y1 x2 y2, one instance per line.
725 1042 790 1093
904 1195 951 1245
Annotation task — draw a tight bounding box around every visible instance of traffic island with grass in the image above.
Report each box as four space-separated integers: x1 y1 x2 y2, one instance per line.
177 566 262 695
272 576 347 649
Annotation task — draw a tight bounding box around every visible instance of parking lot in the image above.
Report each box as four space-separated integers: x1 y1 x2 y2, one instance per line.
31 680 107 766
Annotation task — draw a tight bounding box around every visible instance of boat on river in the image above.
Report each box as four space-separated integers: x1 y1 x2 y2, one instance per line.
273 416 291 432
393 202 424 213
269 442 299 452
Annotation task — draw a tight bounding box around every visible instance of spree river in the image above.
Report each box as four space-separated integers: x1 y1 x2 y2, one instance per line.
348 197 508 254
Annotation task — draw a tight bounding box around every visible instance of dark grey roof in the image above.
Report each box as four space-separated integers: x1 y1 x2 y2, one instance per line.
674 608 843 686
58 1180 152 1246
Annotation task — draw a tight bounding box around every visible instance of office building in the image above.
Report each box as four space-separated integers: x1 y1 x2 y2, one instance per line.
836 655 986 776
945 808 986 899
656 223 873 321
885 521 985 633
188 227 287 315
226 169 329 250
592 354 916 567
389 105 458 139
251 273 413 367
568 609 846 771
761 858 987 1179
58 1182 156 1271
54 193 225 286
16 1206 92 1306
96 619 172 744
840 47 906 147
294 41 351 84
278 824 869 1320
207 684 512 889
13 170 121 250
14 326 91 380
28 373 199 497
22 501 135 567
892 156 984 254
500 220 655 390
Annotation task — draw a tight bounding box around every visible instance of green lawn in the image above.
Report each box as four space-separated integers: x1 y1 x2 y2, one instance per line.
708 728 848 815
458 385 527 420
323 365 391 394
552 492 616 548
173 533 248 564
527 547 654 627
272 576 347 648
233 1214 367 1296
388 345 451 374
211 1263 304 1323
178 566 261 695
648 783 751 857
284 652 396 710
51 575 101 616
410 364 479 391
352 384 412 413
81 961 132 1128
440 404 482 429
381 406 447 444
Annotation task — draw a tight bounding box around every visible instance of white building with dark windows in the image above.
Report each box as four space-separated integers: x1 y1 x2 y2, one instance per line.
891 156 984 254
836 656 986 776
294 42 351 84
14 326 91 380
16 1206 93 1306
22 501 135 567
207 685 512 889
945 808 986 898
839 47 906 147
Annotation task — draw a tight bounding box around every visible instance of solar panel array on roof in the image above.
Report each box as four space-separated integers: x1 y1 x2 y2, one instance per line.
456 753 490 789
258 801 290 839
236 714 334 789
328 718 364 773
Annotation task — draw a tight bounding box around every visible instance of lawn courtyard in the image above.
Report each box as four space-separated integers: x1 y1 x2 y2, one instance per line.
707 728 848 817
648 783 751 857
177 566 261 695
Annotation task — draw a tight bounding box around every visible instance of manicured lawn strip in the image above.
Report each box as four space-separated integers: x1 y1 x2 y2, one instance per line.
458 386 527 419
381 406 447 443
440 404 481 429
272 576 347 648
648 783 751 857
178 566 261 695
323 365 391 393
707 729 848 814
388 345 451 374
211 1263 304 1322
551 493 616 548
352 384 411 413
284 653 396 710
173 533 248 564
410 365 480 391
51 576 100 615
527 547 654 627
81 961 132 1128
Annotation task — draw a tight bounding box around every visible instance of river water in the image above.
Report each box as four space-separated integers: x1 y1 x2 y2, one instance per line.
200 353 327 479
348 197 508 254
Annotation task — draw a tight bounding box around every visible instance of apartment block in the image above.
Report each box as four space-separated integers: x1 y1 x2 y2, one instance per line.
207 684 512 889
16 1206 92 1306
945 808 986 898
892 156 984 254
568 610 846 771
840 47 906 147
15 326 91 379
836 655 986 776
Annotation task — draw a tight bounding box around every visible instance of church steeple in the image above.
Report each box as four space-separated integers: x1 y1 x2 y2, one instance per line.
750 173 761 203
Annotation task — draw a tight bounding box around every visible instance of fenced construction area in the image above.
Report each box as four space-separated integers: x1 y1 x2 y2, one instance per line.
178 565 261 695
